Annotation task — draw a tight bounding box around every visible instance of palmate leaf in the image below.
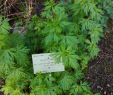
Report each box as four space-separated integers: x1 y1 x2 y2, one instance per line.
0 63 14 78
53 3 67 20
44 19 63 34
30 74 60 95
1 85 14 95
2 68 27 95
81 0 95 15
90 25 103 44
46 86 59 95
87 42 100 58
6 69 27 89
30 74 44 88
0 17 10 34
41 0 55 19
0 16 10 49
0 46 28 65
80 55 90 70
60 35 79 48
13 46 29 65
3 70 27 94
69 84 82 95
90 8 103 21
71 1 85 18
31 85 59 95
2 84 24 95
69 82 93 95
56 46 80 69
80 82 92 93
60 21 72 29
74 70 84 81
11 89 24 95
42 0 67 20
2 86 24 95
25 16 43 52
43 13 69 36
0 34 7 49
6 68 27 81
44 74 56 86
100 0 113 19
6 33 25 48
31 80 60 95
59 73 74 91
44 32 60 46
0 49 15 64
80 19 96 31
30 85 47 95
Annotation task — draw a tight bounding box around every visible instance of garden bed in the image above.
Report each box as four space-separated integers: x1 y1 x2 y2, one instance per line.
86 21 113 95
0 0 113 95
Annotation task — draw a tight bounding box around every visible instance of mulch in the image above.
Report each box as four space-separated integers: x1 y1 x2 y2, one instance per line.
86 20 113 95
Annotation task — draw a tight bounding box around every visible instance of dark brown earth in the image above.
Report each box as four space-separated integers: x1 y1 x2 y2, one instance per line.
86 20 113 95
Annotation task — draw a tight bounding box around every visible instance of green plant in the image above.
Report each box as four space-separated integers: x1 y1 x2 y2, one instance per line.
0 16 32 95
0 0 113 95
25 0 105 94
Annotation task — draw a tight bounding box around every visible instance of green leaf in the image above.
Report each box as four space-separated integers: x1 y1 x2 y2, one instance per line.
59 74 74 90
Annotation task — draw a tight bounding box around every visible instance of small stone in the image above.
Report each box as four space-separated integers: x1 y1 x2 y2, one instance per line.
107 84 110 87
104 91 106 95
101 87 103 90
97 85 101 89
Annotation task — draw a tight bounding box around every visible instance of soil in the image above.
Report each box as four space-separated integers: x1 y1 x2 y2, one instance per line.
86 20 113 95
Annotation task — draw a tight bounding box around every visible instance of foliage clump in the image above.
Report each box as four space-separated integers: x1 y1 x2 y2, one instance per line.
0 0 113 95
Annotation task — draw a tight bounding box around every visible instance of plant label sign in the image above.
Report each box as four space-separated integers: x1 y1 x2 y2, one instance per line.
32 53 65 74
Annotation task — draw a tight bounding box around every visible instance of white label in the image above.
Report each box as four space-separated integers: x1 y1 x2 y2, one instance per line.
32 53 65 74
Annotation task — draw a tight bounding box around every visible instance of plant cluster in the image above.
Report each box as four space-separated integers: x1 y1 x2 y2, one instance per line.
0 0 113 95
0 16 32 95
